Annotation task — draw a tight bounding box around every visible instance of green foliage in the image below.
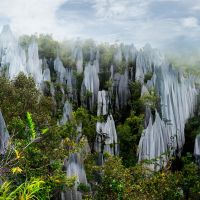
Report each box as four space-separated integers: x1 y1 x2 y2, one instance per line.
144 72 153 83
73 107 100 149
0 74 84 198
0 73 54 133
77 183 90 193
82 39 96 63
117 112 144 166
20 34 75 67
116 60 127 75
97 156 131 200
26 112 36 140
180 154 200 199
128 81 143 113
140 88 159 109
37 34 59 59
0 178 47 200
0 115 81 198
110 179 124 200
184 116 200 154
104 80 112 90
97 156 185 200
98 43 115 71
1 37 200 200
84 153 99 183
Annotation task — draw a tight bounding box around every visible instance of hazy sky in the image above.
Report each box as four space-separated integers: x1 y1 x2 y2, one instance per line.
0 0 200 50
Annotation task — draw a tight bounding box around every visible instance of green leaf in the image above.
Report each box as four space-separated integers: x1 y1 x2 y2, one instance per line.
26 112 36 140
41 128 49 135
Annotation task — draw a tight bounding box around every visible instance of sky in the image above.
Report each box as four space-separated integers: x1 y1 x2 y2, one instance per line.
0 0 200 52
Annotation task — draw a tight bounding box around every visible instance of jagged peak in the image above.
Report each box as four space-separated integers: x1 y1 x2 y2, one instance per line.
1 25 12 34
0 24 17 49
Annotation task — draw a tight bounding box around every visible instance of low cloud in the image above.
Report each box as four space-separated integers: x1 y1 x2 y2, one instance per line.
0 0 200 53
182 17 199 28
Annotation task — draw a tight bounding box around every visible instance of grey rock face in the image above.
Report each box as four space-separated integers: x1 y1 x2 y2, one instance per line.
137 48 198 170
60 101 73 125
0 25 27 80
27 41 43 86
73 45 83 74
1 25 198 175
0 111 9 155
97 90 109 116
194 134 200 166
81 61 99 110
54 57 67 84
61 153 88 200
95 115 119 156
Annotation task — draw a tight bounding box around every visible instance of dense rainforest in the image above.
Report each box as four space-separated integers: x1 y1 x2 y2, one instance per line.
0 25 200 200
